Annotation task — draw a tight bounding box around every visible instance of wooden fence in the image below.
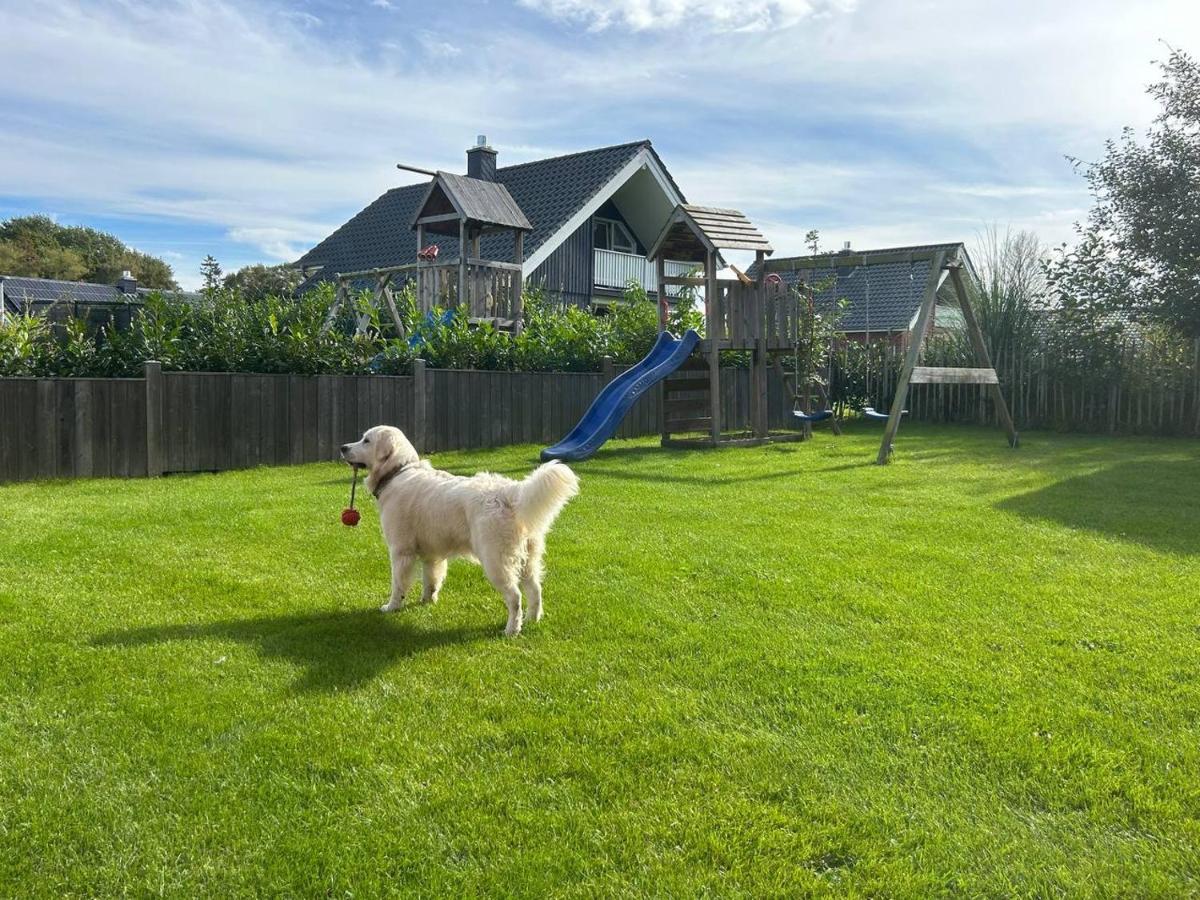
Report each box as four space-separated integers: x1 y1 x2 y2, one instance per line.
837 336 1200 436
0 361 799 484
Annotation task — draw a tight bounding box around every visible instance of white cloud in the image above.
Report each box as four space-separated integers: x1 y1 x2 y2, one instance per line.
417 31 462 57
518 0 856 32
0 0 1194 278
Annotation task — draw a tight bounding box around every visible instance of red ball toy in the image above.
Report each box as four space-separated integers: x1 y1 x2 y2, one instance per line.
341 465 362 526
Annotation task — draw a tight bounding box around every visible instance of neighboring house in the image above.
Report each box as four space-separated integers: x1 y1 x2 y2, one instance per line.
296 138 697 308
0 273 198 329
750 242 980 345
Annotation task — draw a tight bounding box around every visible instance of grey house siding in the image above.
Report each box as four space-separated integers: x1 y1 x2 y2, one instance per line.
528 220 593 308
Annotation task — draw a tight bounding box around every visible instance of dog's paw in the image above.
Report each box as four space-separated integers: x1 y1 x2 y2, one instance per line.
419 593 439 606
380 599 406 613
504 622 522 637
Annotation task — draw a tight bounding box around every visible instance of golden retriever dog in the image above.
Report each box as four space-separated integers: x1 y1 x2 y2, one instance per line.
340 426 579 636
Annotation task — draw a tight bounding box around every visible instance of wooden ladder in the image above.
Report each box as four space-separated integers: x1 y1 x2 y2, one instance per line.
662 362 713 436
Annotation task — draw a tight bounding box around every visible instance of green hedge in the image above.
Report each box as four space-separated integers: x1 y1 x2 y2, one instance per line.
0 281 705 378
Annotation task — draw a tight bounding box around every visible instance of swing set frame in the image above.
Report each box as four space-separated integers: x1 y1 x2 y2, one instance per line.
873 248 1019 464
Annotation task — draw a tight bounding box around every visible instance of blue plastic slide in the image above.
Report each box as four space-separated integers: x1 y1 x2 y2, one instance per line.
541 329 702 462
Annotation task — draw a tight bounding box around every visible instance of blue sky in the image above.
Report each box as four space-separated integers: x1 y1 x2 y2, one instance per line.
0 0 1194 289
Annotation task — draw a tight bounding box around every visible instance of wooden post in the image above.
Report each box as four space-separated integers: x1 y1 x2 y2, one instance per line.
145 360 164 477
513 229 525 333
321 279 346 334
416 223 426 312
413 358 427 454
458 221 468 311
36 379 56 479
706 249 722 445
749 251 768 439
949 266 1019 447
379 274 405 337
876 250 946 465
754 339 769 438
601 356 614 382
656 255 667 331
656 254 669 442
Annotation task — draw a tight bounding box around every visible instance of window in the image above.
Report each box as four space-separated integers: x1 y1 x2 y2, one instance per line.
593 217 637 254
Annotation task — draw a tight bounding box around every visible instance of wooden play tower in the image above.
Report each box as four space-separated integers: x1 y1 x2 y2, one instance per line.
323 171 532 336
647 205 801 448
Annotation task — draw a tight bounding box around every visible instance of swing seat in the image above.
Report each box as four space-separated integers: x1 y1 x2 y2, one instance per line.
794 409 834 423
862 406 907 422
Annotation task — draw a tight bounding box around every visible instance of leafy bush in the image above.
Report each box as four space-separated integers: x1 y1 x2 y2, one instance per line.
0 279 712 377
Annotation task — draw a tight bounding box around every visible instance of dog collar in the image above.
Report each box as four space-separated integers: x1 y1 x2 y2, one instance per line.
371 463 409 499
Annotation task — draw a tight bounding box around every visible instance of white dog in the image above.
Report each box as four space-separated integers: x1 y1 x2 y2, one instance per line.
340 426 579 636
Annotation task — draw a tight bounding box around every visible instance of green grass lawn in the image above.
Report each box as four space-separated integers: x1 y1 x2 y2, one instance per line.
2 425 1199 897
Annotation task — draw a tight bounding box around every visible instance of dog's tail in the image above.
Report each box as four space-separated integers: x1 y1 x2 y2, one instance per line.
514 461 579 535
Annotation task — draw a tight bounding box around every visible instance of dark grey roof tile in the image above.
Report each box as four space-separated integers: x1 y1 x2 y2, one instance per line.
297 140 669 283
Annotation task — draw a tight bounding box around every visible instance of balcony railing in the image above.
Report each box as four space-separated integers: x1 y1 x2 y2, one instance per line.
593 249 695 297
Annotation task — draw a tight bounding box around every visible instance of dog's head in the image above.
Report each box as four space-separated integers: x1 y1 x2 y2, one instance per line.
340 426 419 476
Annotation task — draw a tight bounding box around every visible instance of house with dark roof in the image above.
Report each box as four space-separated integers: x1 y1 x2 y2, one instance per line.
296 138 696 308
750 242 979 345
0 272 199 329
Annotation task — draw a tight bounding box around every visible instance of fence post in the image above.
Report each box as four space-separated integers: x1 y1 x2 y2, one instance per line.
413 358 427 453
601 356 614 382
145 360 163 477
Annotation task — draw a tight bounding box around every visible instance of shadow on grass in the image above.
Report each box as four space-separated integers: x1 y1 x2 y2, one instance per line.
94 609 493 692
997 458 1200 555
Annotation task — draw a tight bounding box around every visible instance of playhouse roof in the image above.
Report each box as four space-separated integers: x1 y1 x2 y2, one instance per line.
648 205 773 263
412 172 533 235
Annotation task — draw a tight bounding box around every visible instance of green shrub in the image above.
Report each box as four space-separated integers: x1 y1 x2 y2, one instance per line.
0 280 711 377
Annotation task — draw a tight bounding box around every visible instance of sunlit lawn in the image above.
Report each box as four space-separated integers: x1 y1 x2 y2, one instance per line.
2 425 1198 896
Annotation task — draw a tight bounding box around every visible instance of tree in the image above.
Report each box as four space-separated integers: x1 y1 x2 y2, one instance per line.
223 263 302 300
200 255 223 295
1047 47 1200 336
0 215 177 288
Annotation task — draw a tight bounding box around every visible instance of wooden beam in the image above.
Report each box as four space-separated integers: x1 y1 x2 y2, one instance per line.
707 249 722 445
378 274 405 337
144 361 163 477
909 366 999 385
464 258 523 272
396 162 437 177
337 262 420 280
415 223 426 308
458 220 468 310
876 249 947 464
415 212 464 225
764 246 958 273
664 376 711 393
666 416 714 433
950 266 1019 447
320 279 347 334
512 229 524 334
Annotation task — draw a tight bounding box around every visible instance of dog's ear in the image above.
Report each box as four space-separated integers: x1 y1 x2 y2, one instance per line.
375 430 396 468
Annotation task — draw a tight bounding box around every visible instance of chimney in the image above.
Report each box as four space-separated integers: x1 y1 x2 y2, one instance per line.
116 270 138 295
466 134 497 181
839 241 852 254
